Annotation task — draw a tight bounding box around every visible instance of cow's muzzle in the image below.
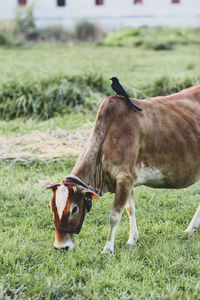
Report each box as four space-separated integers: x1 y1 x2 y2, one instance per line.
53 235 76 250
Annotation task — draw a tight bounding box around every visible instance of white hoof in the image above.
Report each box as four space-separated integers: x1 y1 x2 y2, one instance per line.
126 236 140 247
102 242 114 255
184 227 196 233
101 248 114 255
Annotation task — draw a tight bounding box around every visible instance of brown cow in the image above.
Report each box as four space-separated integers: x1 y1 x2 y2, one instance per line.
47 85 200 253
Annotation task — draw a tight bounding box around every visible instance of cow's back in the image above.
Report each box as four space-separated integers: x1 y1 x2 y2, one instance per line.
98 86 200 190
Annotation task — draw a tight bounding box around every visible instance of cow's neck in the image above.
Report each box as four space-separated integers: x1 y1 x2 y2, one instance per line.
71 101 115 191
71 139 101 189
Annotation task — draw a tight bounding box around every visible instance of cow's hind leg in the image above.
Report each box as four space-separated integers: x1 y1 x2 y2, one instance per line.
125 191 139 246
185 204 200 233
102 178 132 254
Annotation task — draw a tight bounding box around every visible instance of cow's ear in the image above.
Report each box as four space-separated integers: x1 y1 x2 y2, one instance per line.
38 180 60 191
46 184 60 191
82 189 99 200
38 180 51 188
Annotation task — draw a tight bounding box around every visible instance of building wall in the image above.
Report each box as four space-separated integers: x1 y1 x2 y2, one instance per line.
0 0 200 28
0 0 17 20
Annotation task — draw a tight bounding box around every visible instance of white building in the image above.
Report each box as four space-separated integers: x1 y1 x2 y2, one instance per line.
0 0 200 29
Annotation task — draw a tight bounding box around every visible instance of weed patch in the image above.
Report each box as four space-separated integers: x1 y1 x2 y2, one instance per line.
0 73 199 119
137 75 200 98
100 27 200 50
0 72 110 120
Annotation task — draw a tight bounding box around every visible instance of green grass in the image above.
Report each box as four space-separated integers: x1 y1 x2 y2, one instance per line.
0 72 109 119
1 40 200 298
0 113 95 136
0 43 199 87
1 159 200 299
101 27 200 50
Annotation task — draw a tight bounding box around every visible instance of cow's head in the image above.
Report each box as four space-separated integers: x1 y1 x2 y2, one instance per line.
46 180 99 250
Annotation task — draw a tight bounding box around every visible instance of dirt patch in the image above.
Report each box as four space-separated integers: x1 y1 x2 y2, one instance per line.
0 128 92 162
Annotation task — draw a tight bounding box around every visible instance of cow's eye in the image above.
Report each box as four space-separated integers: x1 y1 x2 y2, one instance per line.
71 205 79 215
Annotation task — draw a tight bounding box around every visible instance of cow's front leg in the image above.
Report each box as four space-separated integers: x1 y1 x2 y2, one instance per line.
102 208 123 254
102 179 132 254
125 191 139 246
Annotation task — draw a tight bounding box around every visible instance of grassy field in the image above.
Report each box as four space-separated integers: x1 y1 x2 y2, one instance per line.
0 43 200 88
1 41 200 299
1 159 200 299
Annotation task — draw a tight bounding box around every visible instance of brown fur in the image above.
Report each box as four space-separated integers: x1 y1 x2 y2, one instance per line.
72 86 200 193
72 87 200 226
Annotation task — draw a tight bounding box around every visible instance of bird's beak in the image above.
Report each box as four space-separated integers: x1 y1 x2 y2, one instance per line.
109 78 112 80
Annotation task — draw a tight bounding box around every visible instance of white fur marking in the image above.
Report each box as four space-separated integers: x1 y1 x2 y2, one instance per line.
55 184 69 220
54 238 75 250
72 186 77 193
134 163 164 187
102 210 122 254
185 204 200 233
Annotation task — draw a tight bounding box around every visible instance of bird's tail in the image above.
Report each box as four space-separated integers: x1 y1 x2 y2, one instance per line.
125 96 142 112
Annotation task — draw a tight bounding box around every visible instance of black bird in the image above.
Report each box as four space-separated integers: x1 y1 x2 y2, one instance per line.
110 77 142 112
